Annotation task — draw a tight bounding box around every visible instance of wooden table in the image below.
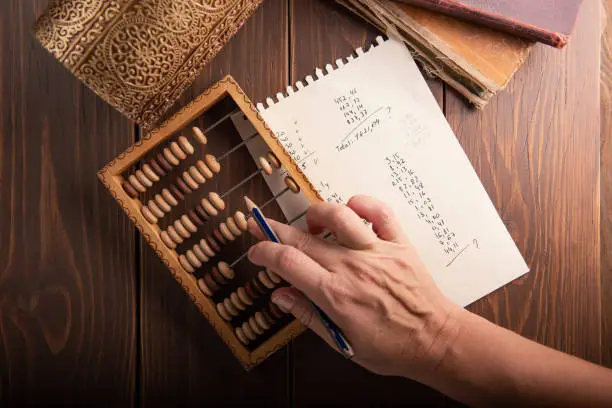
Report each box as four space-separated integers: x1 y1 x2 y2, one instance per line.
0 0 608 405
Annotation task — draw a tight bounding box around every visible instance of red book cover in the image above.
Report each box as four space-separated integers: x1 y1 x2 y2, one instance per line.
394 0 583 48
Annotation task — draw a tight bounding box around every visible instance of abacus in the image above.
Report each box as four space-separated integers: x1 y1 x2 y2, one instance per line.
98 76 322 370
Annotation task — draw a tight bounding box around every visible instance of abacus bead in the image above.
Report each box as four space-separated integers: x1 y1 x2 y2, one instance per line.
237 287 253 305
224 298 239 316
213 228 227 245
259 157 273 175
258 270 275 289
197 278 213 296
186 250 202 269
148 200 164 218
205 154 221 174
142 164 160 182
196 160 213 179
201 199 218 217
266 269 282 284
206 235 221 253
189 166 206 184
192 244 209 263
204 273 220 293
174 219 190 239
235 327 249 345
226 217 241 236
136 170 152 187
141 206 158 224
129 175 147 193
249 317 264 335
179 255 195 273
252 279 267 296
234 211 248 231
267 151 282 169
209 192 225 211
176 178 192 195
211 267 227 286
157 153 173 171
230 292 246 311
199 239 215 257
170 184 185 201
219 223 235 241
218 262 235 279
245 282 259 300
160 231 177 249
217 303 232 321
149 159 166 177
167 226 184 244
162 188 178 206
188 210 204 227
196 205 210 221
155 194 171 212
182 171 199 190
170 141 187 160
163 147 180 166
122 181 139 198
178 135 194 155
269 302 284 319
262 309 276 325
192 126 207 145
242 322 257 341
255 312 270 330
285 176 300 193
181 215 197 233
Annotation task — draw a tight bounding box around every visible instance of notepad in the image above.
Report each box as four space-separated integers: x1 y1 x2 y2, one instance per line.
232 37 529 307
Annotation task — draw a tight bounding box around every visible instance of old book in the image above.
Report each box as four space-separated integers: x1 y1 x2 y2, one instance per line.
33 0 263 129
336 0 533 108
394 0 583 48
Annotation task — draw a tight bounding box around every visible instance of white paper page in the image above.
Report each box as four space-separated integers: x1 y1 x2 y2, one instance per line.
241 37 529 307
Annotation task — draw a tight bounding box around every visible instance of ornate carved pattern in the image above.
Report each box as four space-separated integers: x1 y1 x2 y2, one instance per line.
34 0 263 128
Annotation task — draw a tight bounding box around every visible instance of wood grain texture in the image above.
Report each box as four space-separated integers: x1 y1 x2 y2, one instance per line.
290 1 446 405
444 0 601 366
0 1 137 406
138 1 291 405
601 0 612 368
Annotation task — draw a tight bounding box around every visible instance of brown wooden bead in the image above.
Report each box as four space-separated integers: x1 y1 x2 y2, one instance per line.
167 226 183 244
186 250 201 269
142 164 160 182
181 215 197 233
208 192 225 211
197 278 213 297
267 151 282 169
201 198 218 217
224 298 239 316
129 174 147 193
179 254 195 273
136 170 152 187
230 292 246 311
241 322 257 341
178 135 194 155
154 194 171 212
258 156 273 175
206 235 221 253
182 171 199 190
188 210 204 226
245 282 259 300
217 303 232 321
269 302 284 319
205 154 221 174
163 147 180 166
157 153 173 171
162 188 178 206
234 211 248 231
122 180 139 198
199 239 215 257
192 244 209 263
170 184 185 201
196 205 210 221
204 273 220 293
192 126 207 145
235 327 249 345
149 158 166 177
258 270 275 289
170 141 187 160
141 206 158 224
237 287 252 306
285 176 300 193
252 279 267 296
189 166 206 184
160 231 177 249
148 200 164 218
266 269 281 284
210 267 227 286
176 178 192 195
219 223 235 241
173 219 190 239
249 317 263 335
262 309 276 325
226 216 241 236
213 228 226 245
196 160 213 179
255 312 270 330
218 262 235 280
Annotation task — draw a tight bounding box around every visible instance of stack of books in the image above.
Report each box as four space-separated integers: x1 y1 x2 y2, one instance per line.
336 0 583 108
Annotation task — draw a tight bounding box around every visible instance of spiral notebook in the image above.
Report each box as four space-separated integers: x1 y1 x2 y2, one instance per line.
232 37 529 307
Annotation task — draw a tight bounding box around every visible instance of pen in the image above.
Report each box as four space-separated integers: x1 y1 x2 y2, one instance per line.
244 196 355 359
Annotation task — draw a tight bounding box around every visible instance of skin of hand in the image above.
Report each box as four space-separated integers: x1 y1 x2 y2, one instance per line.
247 195 463 381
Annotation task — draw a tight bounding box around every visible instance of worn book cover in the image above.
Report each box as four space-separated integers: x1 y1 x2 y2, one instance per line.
336 0 533 108
394 0 583 48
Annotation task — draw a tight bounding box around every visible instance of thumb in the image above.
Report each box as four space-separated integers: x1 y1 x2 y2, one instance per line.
271 287 344 353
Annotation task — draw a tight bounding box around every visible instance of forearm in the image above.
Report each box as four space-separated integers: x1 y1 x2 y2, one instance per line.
420 309 612 407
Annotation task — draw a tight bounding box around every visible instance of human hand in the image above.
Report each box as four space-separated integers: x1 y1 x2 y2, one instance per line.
247 195 463 381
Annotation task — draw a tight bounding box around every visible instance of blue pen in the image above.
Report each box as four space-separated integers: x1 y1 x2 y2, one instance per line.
244 196 355 359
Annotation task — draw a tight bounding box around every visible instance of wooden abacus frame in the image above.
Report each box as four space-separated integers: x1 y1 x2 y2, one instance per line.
98 75 323 370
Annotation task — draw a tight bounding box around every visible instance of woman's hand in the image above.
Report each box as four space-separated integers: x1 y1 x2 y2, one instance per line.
247 195 462 381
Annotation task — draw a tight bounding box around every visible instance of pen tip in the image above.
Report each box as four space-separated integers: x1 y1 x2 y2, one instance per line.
243 195 256 211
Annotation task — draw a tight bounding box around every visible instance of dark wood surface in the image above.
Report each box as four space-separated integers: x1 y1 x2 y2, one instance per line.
0 0 607 406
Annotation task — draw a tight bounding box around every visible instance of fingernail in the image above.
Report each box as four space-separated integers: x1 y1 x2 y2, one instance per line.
272 293 295 312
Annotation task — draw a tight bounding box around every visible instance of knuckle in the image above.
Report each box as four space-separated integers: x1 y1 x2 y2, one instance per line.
375 202 395 223
294 231 313 252
329 205 351 227
277 246 300 271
